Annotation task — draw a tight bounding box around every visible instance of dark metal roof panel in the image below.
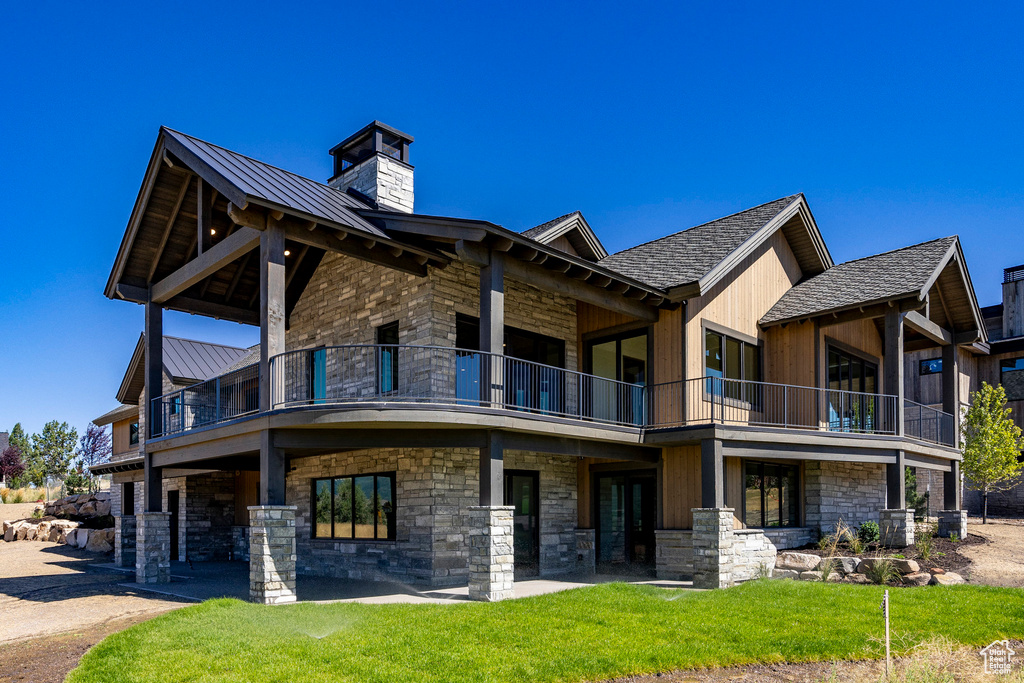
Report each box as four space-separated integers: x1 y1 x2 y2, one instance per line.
760 237 958 324
162 336 250 381
162 128 387 239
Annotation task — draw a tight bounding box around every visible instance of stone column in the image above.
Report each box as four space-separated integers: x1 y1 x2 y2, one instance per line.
115 514 137 569
692 508 737 589
938 510 967 539
249 505 297 605
879 509 915 547
468 506 514 601
136 512 171 584
575 529 596 574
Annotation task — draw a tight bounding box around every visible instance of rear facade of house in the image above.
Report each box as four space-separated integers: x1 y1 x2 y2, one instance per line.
94 121 986 602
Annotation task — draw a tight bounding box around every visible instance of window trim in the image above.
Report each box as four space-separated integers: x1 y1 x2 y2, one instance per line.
311 472 397 542
128 421 140 446
376 321 400 395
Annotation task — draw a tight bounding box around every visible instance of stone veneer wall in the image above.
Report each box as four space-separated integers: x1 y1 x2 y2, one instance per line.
286 447 578 587
804 461 887 532
732 529 777 581
761 527 816 550
914 467 945 517
655 530 693 580
329 154 414 213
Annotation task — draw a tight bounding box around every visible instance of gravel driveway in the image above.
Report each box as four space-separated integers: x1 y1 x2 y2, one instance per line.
0 540 189 644
958 517 1024 587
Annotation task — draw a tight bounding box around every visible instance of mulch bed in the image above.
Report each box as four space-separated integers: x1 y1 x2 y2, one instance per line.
795 532 987 575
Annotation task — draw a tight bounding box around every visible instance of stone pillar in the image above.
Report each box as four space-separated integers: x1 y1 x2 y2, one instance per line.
879 509 915 547
575 529 596 574
115 514 137 569
692 508 737 589
655 530 694 581
468 506 514 602
938 510 967 539
136 512 171 584
249 505 297 605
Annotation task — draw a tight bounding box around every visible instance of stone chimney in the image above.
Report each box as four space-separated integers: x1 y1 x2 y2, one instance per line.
1003 265 1024 338
328 121 414 213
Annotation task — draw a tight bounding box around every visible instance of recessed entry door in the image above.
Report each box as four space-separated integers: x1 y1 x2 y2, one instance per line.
504 470 540 577
167 489 180 562
596 471 656 573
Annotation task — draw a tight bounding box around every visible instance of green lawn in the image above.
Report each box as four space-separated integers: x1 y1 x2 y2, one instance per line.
68 581 1024 683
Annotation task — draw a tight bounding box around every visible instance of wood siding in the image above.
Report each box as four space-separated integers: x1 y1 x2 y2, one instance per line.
111 416 138 458
662 445 701 529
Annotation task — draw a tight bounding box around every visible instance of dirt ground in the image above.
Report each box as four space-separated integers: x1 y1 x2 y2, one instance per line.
0 503 45 521
957 518 1024 587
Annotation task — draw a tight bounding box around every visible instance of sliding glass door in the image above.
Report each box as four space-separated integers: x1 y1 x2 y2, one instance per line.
586 330 648 425
827 347 878 432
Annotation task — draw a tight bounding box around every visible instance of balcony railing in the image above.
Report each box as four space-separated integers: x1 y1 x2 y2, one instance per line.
268 344 647 428
148 345 957 448
647 377 900 436
904 399 957 447
151 363 259 438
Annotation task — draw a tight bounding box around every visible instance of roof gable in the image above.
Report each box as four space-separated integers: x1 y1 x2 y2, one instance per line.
521 211 608 261
116 333 249 404
760 236 985 340
597 194 831 298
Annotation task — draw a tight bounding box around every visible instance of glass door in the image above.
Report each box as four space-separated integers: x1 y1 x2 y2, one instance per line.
596 471 656 573
827 348 878 433
504 471 539 577
586 330 648 425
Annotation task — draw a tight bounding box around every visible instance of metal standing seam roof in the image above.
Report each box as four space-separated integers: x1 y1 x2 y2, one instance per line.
218 344 261 374
161 127 388 239
597 195 802 290
162 336 251 381
760 236 959 325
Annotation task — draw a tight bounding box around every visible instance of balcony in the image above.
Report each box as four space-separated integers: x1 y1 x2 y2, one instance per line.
150 345 957 448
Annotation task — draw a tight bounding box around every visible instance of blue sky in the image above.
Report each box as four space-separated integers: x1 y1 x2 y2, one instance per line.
1 2 1022 436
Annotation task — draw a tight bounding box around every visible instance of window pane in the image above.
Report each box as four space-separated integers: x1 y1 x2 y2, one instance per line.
763 464 781 527
129 422 139 445
744 462 762 528
333 477 352 539
781 466 799 527
743 344 759 382
376 476 394 539
705 332 723 377
620 334 648 385
315 480 332 538
919 358 942 376
353 476 375 538
725 337 742 381
1001 359 1024 401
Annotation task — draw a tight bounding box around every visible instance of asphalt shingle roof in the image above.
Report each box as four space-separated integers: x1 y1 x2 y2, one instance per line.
597 195 801 290
760 236 957 324
219 344 260 374
521 212 580 240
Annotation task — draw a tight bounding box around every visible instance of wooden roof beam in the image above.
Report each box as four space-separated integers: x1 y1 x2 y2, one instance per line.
151 226 261 303
147 174 192 282
904 310 952 346
504 259 657 322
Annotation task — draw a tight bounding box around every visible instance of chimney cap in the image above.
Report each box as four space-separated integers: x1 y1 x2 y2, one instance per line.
329 120 414 156
1005 265 1024 284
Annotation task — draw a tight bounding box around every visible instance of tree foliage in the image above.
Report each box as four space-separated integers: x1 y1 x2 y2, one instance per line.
0 445 26 487
76 424 112 492
961 382 1024 523
31 421 78 497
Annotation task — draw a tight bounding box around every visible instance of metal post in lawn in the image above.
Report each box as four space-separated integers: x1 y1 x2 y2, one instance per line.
881 589 891 678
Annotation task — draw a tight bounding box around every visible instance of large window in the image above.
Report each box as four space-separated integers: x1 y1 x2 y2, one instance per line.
744 461 799 528
586 329 648 425
704 328 760 402
919 358 942 376
827 346 878 432
1001 358 1024 401
376 322 399 394
313 473 396 540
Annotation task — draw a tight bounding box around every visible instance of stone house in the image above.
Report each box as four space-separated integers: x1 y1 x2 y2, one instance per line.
94 121 984 603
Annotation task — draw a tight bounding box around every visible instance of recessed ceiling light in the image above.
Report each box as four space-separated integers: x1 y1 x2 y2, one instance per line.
210 228 216 235
284 250 292 256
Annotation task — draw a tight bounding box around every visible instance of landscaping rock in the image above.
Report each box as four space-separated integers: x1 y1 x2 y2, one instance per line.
799 570 823 581
777 552 822 571
894 559 920 574
835 557 860 574
96 500 111 516
85 529 114 553
903 572 932 586
772 569 800 580
856 557 898 574
930 572 966 586
844 573 872 584
3 525 13 542
74 529 91 549
78 502 97 516
929 567 945 575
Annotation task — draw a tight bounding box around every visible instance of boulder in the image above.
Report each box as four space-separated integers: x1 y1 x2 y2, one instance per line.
95 500 111 516
85 528 114 553
772 569 800 580
15 523 29 541
930 572 966 586
3 526 13 542
78 502 97 516
24 526 37 541
59 504 78 517
844 573 872 585
894 559 920 574
903 572 932 586
857 557 899 574
929 567 945 575
777 552 822 572
65 529 78 546
799 570 841 582
74 529 91 549
835 557 860 574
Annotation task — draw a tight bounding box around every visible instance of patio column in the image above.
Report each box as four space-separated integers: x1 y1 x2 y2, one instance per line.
884 309 905 436
259 430 286 506
943 459 962 510
700 438 725 508
941 343 959 447
259 220 286 413
469 430 514 601
886 449 906 510
692 508 737 589
144 294 163 440
479 249 504 406
249 505 297 604
136 511 171 584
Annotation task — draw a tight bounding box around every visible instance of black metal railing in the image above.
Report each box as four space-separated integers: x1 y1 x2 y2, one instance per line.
151 363 259 438
904 399 957 447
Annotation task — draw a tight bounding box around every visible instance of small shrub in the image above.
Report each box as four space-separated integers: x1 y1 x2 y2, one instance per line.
949 533 960 543
865 557 900 585
858 521 880 544
12 490 24 504
848 537 865 555
755 562 771 579
0 489 6 504
31 507 42 519
916 523 936 562
817 534 833 551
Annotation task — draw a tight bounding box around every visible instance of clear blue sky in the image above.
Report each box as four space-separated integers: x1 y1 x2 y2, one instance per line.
1 2 1022 437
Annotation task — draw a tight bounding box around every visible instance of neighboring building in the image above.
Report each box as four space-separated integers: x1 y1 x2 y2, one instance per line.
96 121 984 603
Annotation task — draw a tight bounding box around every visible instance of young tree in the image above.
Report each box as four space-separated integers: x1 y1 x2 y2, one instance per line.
76 424 112 493
8 423 42 487
961 382 1024 523
32 421 78 501
0 446 26 488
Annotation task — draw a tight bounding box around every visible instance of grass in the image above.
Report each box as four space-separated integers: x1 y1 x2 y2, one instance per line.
66 581 1024 683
